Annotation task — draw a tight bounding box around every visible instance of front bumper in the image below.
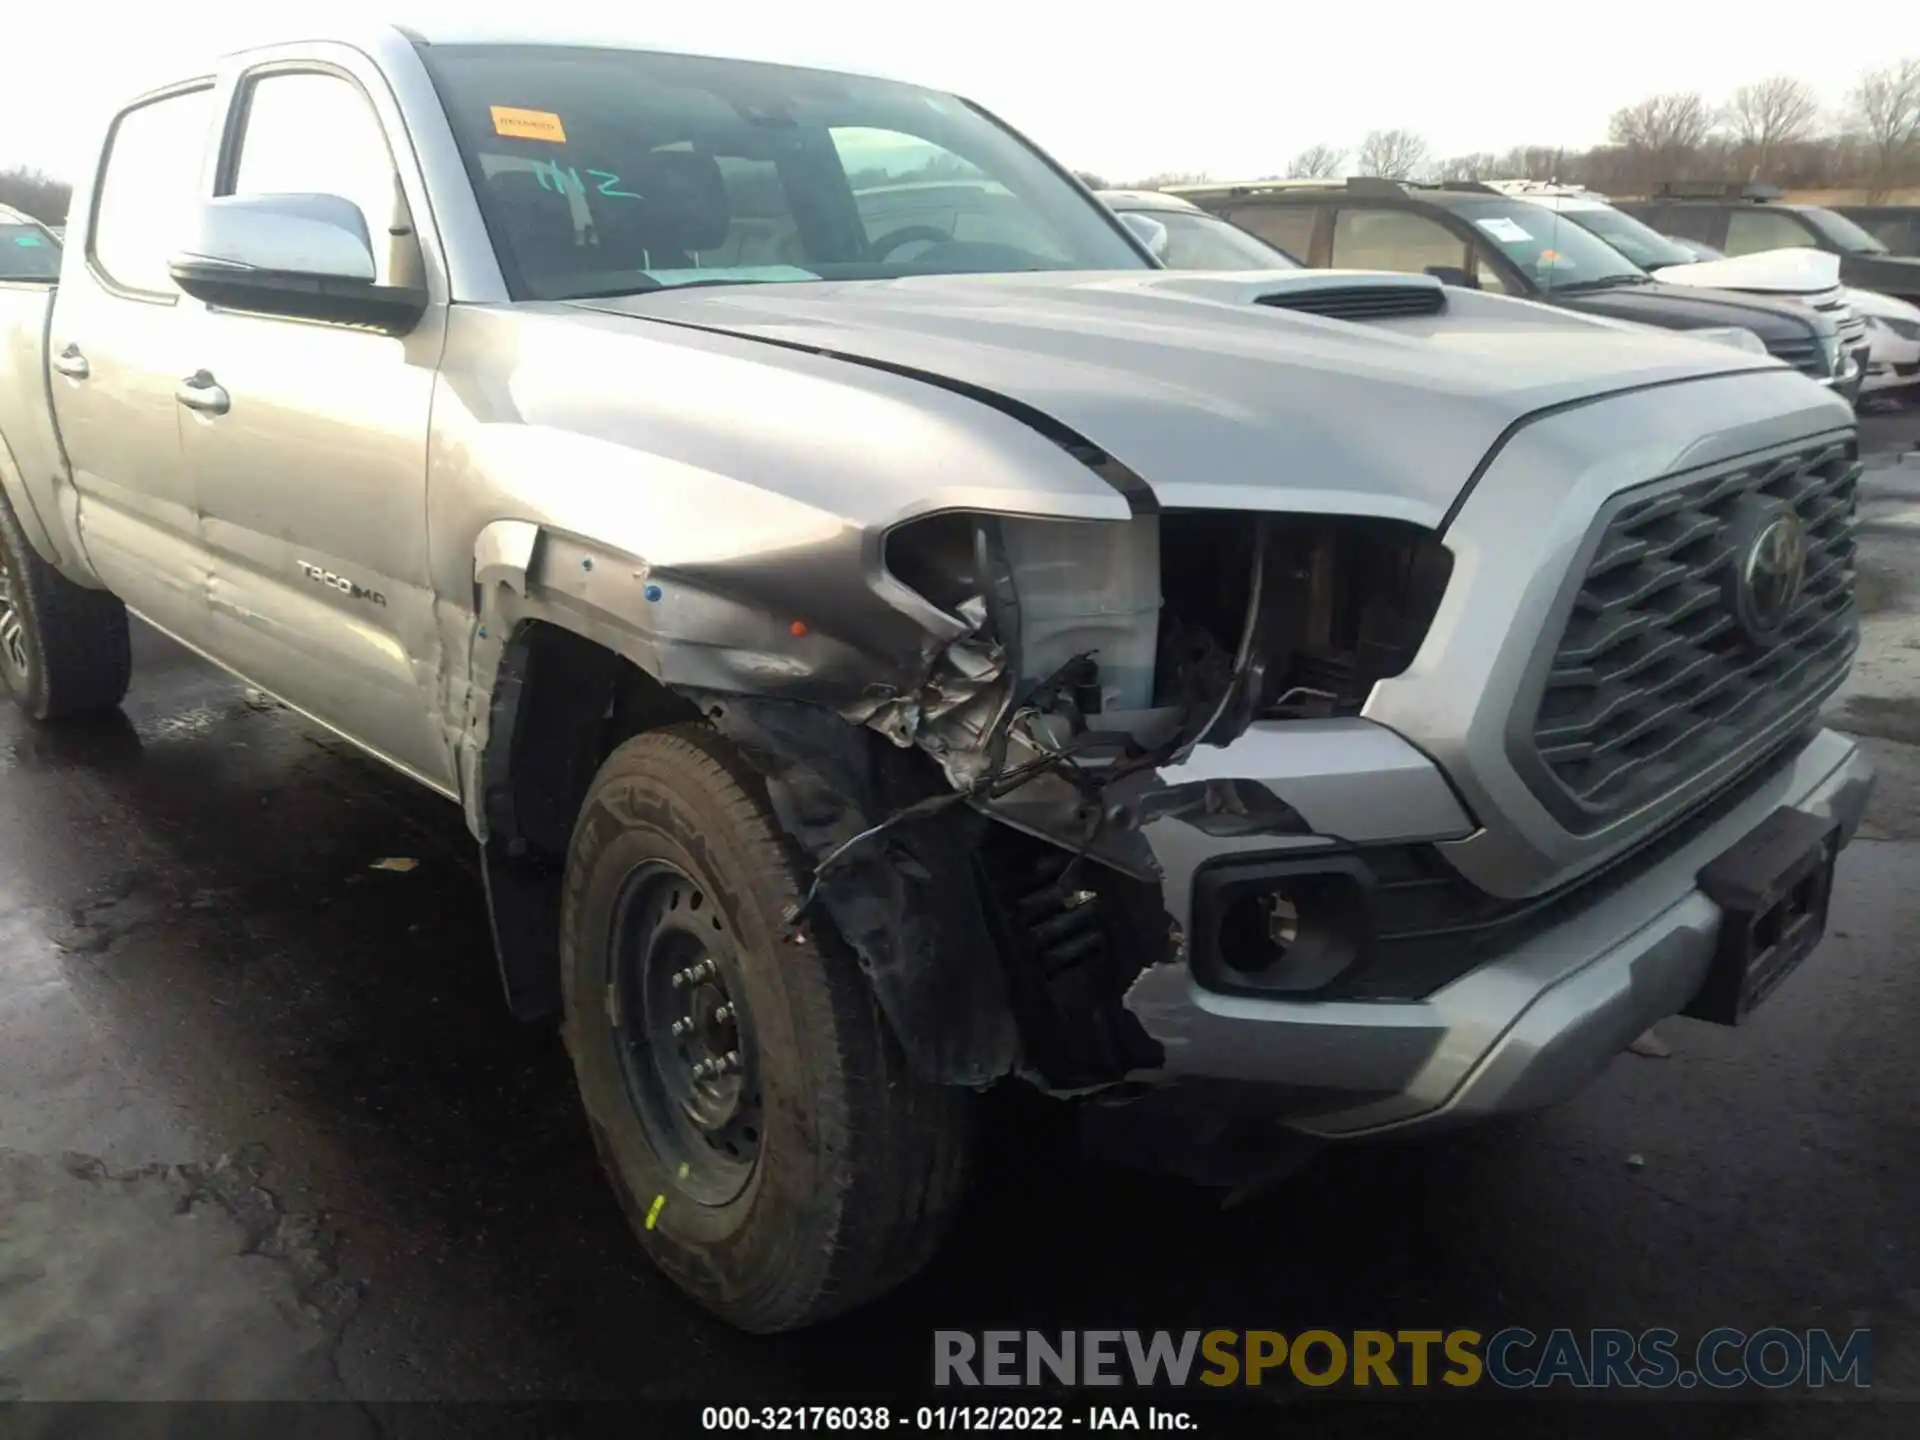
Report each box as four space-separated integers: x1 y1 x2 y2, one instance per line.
1121 728 1874 1138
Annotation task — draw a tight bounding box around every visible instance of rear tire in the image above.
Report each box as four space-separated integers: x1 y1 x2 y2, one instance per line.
559 723 973 1332
0 493 131 720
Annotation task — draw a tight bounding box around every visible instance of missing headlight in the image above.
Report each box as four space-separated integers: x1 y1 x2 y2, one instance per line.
1157 512 1453 742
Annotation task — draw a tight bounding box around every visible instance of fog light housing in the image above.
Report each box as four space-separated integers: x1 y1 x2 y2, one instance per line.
1191 855 1376 997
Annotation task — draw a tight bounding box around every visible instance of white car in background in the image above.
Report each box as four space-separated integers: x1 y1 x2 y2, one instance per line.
1659 234 1920 400
1485 181 1877 401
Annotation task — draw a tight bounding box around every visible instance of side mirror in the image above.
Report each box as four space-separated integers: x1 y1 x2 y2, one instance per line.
1424 265 1477 289
169 193 427 333
1118 211 1171 261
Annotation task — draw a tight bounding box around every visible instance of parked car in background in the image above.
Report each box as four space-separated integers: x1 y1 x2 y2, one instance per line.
1169 178 1854 392
0 204 61 282
1097 189 1301 268
1620 183 1920 308
1482 182 1869 400
1831 206 1918 259
1640 214 1918 403
1839 206 1920 257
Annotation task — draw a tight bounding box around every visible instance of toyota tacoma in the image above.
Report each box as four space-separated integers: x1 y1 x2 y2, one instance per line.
0 25 1875 1332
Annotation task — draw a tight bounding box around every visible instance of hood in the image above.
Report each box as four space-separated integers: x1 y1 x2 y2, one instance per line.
1549 279 1824 340
1847 286 1920 324
1650 246 1840 295
573 270 1780 526
1839 252 1920 302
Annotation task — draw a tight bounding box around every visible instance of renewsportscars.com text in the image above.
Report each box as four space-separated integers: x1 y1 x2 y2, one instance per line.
933 1328 1872 1390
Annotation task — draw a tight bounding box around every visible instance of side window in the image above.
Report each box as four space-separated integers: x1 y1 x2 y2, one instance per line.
1329 208 1466 275
1230 206 1318 260
91 87 217 295
1723 209 1819 257
225 72 400 266
1473 250 1512 294
1647 205 1710 244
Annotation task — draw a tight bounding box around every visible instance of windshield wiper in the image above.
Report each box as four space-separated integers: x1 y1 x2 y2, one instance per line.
1554 274 1654 292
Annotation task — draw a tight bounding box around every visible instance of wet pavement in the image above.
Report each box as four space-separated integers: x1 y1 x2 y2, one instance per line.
1 403 1918 1429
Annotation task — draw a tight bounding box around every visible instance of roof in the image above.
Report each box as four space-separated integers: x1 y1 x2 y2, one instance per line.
201 20 926 93
1483 179 1612 201
1094 190 1206 214
1164 177 1516 206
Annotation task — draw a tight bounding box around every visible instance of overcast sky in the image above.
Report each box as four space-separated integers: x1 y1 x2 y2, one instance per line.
4 2 1918 183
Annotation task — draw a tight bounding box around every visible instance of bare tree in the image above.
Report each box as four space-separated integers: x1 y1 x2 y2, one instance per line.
1494 145 1573 182
1435 152 1500 183
1726 76 1821 179
1849 58 1920 199
1608 92 1714 153
1125 170 1213 190
0 168 72 226
1285 144 1345 179
1606 92 1715 193
1355 129 1430 181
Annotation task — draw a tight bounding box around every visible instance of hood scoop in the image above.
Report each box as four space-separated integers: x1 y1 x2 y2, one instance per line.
1256 280 1447 321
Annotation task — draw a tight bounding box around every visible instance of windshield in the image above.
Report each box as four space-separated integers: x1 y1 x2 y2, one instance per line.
1448 199 1647 292
1555 205 1696 271
1145 209 1299 270
1801 208 1891 256
0 222 60 281
420 45 1147 301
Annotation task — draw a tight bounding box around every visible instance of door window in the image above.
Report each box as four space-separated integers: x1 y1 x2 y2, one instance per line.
1473 251 1513 293
1723 209 1819 257
1330 208 1466 275
91 87 217 295
1229 206 1318 260
226 71 402 268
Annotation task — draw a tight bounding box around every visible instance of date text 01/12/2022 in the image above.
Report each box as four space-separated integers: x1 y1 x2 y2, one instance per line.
700 1406 1195 1432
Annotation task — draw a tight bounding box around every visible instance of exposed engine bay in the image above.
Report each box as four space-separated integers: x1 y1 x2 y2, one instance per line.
701 509 1456 1093
878 508 1454 849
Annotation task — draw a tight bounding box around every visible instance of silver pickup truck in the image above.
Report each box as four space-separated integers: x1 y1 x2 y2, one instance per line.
0 24 1876 1332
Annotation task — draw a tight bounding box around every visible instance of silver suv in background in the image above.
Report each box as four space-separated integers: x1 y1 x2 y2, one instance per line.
1098 188 1303 267
0 25 1874 1332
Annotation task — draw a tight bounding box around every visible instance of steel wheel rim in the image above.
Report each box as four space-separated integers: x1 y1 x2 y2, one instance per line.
0 552 29 682
611 861 762 1206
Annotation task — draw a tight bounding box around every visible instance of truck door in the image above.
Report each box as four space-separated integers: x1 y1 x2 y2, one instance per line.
177 55 453 792
48 82 219 647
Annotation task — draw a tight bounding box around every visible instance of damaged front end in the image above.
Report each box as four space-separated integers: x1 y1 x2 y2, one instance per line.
700 507 1470 1098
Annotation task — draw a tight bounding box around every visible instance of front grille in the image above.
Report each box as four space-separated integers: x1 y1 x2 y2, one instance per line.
1764 336 1829 377
1257 285 1446 321
1516 440 1859 833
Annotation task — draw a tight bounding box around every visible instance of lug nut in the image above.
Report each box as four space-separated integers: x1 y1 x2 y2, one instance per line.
691 1059 714 1079
670 1018 693 1038
714 1004 734 1025
721 1049 742 1073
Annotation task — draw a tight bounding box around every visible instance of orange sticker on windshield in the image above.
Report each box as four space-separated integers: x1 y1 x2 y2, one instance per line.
490 106 567 143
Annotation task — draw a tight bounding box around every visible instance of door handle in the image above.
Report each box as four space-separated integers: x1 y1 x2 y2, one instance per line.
51 346 90 380
176 370 230 416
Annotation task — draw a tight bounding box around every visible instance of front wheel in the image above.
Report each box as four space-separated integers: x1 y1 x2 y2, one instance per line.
559 724 974 1332
0 493 131 720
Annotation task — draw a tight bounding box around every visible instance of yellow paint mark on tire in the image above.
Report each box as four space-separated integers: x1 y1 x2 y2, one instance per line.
645 1193 666 1230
